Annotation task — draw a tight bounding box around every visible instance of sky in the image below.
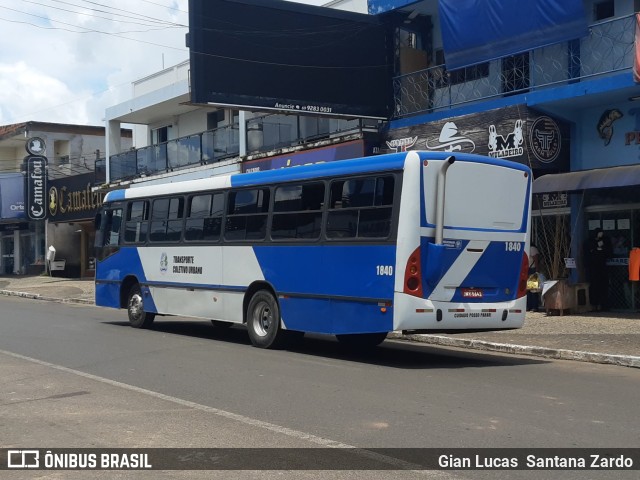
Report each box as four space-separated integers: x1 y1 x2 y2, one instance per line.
0 0 329 127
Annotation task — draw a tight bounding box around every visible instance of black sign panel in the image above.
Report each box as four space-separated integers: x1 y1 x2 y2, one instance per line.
48 173 104 223
26 156 47 220
188 0 392 119
383 105 570 171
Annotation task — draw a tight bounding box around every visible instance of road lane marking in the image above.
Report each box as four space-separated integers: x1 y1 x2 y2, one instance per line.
0 348 461 478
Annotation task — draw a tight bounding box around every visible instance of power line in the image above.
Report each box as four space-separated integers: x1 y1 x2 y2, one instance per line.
38 0 187 27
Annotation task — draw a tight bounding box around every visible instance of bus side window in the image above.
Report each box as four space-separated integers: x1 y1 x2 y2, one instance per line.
124 201 149 244
186 193 223 242
104 209 123 246
272 182 324 240
225 189 269 241
150 197 184 242
327 176 394 239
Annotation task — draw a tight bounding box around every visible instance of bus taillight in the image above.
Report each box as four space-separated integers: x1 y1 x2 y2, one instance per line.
517 252 529 298
404 247 423 298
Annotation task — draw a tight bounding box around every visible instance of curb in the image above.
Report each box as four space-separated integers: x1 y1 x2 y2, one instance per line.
0 289 94 305
388 333 640 369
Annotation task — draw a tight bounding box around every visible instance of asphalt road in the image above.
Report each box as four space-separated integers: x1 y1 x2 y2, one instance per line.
1 297 639 479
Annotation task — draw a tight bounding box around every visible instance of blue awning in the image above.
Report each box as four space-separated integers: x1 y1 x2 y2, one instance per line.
438 0 588 70
533 165 640 193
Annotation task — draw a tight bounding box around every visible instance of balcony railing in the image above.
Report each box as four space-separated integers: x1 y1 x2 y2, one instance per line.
109 124 240 182
393 14 636 118
109 116 375 183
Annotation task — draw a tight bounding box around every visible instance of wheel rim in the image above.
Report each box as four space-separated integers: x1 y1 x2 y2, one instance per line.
129 293 144 321
251 300 272 337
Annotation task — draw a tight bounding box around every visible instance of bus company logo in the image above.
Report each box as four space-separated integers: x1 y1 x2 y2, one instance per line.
425 122 475 153
487 120 524 159
48 186 58 216
160 253 168 274
386 136 417 152
530 116 561 164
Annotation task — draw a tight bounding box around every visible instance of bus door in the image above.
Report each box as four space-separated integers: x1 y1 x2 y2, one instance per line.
420 159 530 304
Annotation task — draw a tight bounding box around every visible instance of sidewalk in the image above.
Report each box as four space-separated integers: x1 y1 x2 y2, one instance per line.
1 275 639 368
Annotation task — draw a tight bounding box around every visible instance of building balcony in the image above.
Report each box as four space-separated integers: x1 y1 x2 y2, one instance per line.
108 116 376 183
393 14 636 118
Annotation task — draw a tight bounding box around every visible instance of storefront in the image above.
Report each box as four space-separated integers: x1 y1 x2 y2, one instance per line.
47 172 103 278
0 173 46 275
534 166 640 311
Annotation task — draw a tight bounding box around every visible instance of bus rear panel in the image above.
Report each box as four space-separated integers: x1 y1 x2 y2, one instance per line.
394 151 530 333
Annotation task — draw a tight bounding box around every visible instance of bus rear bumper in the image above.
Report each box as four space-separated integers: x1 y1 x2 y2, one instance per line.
392 293 526 332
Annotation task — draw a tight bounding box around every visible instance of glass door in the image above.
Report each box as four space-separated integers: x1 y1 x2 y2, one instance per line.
1 235 14 274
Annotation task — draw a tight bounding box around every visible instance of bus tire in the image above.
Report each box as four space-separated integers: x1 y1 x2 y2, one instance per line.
246 290 285 349
336 332 387 348
127 284 155 328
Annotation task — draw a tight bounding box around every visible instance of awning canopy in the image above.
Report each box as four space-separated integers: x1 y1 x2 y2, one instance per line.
533 165 640 193
438 0 588 71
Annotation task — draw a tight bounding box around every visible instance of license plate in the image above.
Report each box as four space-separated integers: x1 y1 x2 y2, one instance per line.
461 288 483 299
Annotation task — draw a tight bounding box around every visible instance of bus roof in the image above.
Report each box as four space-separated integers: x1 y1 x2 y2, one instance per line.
103 151 530 203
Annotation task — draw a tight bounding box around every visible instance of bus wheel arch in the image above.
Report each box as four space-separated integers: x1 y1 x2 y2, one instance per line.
121 277 155 329
244 283 286 349
120 275 139 309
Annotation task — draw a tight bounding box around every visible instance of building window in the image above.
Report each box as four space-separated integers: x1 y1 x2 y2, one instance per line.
435 49 489 86
151 126 171 145
207 110 226 130
594 0 614 21
502 52 530 94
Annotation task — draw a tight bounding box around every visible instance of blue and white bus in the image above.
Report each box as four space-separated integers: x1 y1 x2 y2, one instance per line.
95 151 532 348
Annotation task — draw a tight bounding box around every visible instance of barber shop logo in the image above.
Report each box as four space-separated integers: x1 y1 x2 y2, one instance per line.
426 122 476 152
530 116 561 164
488 120 524 159
48 187 58 216
386 136 418 152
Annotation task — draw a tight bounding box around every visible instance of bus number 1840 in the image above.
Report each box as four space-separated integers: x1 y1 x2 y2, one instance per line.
505 242 522 252
376 265 394 276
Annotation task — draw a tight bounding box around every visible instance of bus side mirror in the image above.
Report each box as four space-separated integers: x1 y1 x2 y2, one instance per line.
94 212 102 229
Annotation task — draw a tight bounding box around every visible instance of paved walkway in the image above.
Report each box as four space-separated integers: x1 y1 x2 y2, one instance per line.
1 275 639 368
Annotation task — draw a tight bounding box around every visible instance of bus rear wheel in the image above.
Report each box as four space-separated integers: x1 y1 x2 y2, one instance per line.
336 332 387 348
127 284 155 328
246 290 285 349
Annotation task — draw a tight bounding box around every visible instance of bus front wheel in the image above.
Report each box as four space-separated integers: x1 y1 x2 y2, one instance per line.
246 290 285 349
127 284 155 328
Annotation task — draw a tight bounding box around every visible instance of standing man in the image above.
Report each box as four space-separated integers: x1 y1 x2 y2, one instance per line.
587 228 612 311
527 243 540 312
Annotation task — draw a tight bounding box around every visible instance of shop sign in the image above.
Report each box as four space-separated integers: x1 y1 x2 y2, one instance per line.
0 173 26 220
383 105 570 171
48 173 104 222
241 139 370 173
541 192 567 208
26 156 47 220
